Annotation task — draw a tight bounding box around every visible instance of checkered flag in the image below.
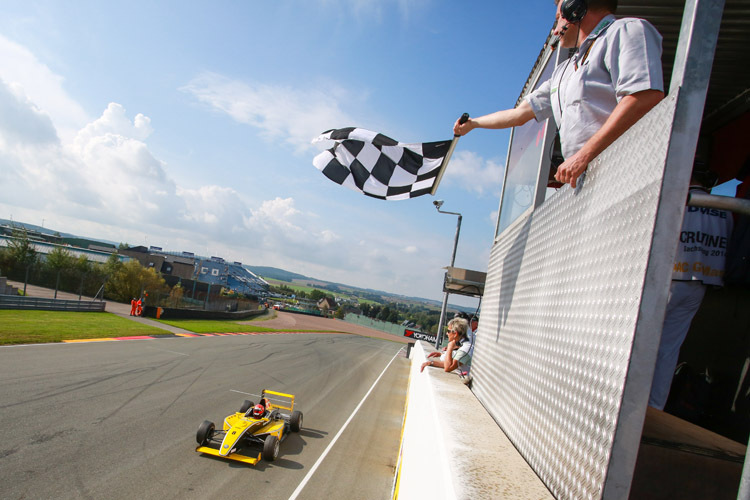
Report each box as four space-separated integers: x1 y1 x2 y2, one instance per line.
312 127 453 200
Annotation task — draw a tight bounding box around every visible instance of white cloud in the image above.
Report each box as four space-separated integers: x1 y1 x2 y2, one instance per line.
0 97 181 227
75 102 153 144
181 72 354 153
0 34 89 139
315 0 429 22
176 185 246 230
320 229 339 243
0 35 470 301
443 150 505 197
0 82 347 268
251 197 301 223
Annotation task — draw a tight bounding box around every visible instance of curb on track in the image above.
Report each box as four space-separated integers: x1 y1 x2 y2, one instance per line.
61 331 349 344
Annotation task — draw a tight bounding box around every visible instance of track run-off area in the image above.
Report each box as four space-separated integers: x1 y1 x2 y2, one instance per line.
0 317 411 500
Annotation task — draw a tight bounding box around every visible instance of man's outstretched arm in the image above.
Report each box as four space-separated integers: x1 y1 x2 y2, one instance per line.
453 100 536 136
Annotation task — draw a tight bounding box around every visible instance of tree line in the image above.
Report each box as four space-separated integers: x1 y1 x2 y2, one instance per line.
0 228 168 302
359 302 441 333
268 284 334 302
267 282 440 332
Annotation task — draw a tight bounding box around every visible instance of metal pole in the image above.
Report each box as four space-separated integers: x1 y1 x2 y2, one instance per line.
434 211 462 348
737 436 750 500
738 436 750 500
449 214 462 268
435 289 451 349
94 283 105 301
430 113 469 196
688 192 750 216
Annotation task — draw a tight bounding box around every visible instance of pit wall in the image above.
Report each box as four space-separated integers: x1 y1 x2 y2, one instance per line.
394 341 553 500
471 94 678 499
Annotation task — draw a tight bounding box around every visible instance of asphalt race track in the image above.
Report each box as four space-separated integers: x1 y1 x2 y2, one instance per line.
0 332 410 499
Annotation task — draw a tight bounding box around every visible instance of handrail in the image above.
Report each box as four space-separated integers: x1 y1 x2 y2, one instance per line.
687 192 750 215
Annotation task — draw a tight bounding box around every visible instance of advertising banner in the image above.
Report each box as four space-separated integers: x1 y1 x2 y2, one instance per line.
404 328 437 343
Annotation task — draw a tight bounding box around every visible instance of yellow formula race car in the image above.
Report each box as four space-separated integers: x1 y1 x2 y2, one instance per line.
195 390 303 465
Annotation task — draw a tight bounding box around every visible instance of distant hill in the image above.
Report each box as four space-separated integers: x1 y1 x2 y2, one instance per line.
246 266 308 282
246 265 474 313
0 218 76 238
0 219 119 247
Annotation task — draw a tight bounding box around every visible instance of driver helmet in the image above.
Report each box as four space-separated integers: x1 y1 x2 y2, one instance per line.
252 404 265 418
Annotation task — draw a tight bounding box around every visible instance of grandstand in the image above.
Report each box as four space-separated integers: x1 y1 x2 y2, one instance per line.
121 246 269 297
193 256 269 296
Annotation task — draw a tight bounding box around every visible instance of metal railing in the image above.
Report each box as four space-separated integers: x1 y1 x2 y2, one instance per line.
687 192 750 215
0 295 106 312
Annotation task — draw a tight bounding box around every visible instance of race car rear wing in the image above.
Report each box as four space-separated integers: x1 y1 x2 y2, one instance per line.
262 390 295 412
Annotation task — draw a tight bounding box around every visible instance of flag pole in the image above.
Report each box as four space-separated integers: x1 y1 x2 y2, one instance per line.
430 113 469 195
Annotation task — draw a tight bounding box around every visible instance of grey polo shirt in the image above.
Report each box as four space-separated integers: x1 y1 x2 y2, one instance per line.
526 15 663 159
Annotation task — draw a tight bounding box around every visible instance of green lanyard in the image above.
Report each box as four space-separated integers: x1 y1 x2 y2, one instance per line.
574 18 614 70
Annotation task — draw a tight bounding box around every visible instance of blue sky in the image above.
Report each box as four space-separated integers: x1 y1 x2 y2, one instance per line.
2 1 734 305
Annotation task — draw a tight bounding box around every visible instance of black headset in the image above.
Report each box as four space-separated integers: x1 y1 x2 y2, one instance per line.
560 0 587 23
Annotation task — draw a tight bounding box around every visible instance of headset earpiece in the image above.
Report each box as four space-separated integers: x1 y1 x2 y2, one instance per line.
560 0 587 23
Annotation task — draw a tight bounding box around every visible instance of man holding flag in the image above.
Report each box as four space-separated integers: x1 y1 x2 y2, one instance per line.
453 0 664 188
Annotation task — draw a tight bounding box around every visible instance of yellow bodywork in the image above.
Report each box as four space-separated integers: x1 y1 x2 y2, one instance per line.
195 444 262 465
195 389 296 465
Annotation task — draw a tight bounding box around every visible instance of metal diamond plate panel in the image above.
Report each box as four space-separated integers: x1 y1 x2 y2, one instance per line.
472 94 678 500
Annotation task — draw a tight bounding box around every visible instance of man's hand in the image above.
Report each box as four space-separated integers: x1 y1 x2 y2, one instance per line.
554 149 592 188
453 117 475 136
554 90 665 188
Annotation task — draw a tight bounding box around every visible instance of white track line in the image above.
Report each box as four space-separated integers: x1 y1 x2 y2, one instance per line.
288 347 404 500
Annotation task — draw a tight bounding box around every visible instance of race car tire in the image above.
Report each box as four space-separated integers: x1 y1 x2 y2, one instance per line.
196 420 215 445
239 400 255 414
262 435 280 461
290 411 303 432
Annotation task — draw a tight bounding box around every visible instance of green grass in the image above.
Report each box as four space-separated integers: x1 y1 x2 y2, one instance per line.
264 279 329 297
0 310 342 345
280 283 319 295
0 310 169 345
154 318 336 334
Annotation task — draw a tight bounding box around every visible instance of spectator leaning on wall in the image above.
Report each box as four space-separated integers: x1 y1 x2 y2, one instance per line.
420 318 472 374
